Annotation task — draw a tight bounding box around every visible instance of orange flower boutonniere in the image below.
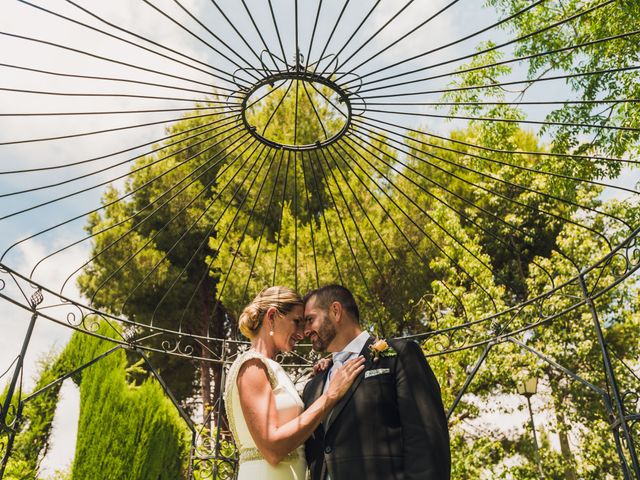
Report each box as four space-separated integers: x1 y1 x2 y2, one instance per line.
369 338 397 362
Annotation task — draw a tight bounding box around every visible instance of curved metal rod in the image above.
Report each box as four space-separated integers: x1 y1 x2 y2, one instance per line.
1 225 639 356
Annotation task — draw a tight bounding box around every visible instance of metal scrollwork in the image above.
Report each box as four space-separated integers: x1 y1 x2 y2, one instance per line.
161 338 195 357
2 404 19 431
66 310 78 327
59 297 87 329
80 312 101 333
584 231 640 300
423 324 471 354
629 238 640 268
191 403 238 480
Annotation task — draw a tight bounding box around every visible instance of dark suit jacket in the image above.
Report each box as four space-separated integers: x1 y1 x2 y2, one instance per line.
303 336 450 480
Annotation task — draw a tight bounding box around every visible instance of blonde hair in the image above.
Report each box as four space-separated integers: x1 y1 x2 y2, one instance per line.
238 286 303 339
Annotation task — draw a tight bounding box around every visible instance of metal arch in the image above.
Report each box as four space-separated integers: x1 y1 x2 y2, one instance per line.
1 230 640 477
0 219 637 356
1 0 639 478
1 253 639 478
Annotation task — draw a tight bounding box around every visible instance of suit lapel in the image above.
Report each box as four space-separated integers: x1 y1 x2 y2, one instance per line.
307 369 328 406
304 371 329 440
325 335 375 433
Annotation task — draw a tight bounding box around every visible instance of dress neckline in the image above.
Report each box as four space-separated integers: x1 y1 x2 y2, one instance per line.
245 347 261 355
246 348 278 362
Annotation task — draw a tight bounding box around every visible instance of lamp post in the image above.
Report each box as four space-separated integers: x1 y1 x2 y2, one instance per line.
517 376 544 480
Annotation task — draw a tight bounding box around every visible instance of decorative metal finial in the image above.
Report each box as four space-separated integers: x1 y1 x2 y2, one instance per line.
29 289 43 309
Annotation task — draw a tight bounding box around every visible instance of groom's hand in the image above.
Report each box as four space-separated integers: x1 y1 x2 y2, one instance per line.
312 356 332 376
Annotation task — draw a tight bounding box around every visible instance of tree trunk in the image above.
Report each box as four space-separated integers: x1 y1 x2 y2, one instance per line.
555 407 578 480
211 301 228 434
549 373 578 480
198 279 214 422
198 278 228 428
199 345 213 422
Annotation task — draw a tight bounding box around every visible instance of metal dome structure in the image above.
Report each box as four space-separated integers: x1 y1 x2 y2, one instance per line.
0 0 639 478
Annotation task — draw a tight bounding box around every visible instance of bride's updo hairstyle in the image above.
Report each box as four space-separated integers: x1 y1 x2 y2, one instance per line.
238 286 303 339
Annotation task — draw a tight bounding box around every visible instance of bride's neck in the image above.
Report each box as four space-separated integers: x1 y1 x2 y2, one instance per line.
251 335 277 359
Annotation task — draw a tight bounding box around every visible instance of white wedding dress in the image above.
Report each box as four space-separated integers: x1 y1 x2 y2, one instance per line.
225 349 307 480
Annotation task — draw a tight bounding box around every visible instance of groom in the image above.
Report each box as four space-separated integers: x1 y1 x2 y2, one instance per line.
302 285 450 480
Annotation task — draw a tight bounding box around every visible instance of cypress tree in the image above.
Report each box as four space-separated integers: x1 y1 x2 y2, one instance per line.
67 325 190 480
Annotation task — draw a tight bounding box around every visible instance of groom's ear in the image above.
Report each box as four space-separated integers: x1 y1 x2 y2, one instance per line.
330 301 343 323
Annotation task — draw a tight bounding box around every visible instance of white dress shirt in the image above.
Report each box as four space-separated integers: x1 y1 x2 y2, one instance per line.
323 331 370 393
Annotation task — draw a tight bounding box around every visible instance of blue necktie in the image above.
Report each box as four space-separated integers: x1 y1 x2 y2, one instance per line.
323 350 354 479
326 350 352 386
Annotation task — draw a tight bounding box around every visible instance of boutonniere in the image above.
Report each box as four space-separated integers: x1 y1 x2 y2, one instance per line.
369 338 397 362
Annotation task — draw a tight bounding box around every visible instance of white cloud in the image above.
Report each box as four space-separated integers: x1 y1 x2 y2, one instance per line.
460 386 562 452
0 237 88 474
0 238 88 392
600 166 640 202
0 0 225 180
40 379 80 478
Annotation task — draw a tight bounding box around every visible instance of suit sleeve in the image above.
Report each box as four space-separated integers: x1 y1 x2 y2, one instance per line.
302 378 312 407
302 375 323 467
395 339 451 479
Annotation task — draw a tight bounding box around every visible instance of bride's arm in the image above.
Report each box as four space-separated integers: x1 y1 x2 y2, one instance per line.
237 357 364 466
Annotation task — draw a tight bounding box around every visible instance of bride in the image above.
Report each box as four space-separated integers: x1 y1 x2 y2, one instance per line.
224 286 364 480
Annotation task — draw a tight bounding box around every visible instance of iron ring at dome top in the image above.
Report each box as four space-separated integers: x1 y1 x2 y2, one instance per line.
239 70 354 151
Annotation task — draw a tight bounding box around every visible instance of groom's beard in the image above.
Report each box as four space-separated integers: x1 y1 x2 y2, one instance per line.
310 314 336 352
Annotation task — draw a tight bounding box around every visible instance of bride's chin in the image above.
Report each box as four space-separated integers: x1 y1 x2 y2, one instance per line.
281 338 296 352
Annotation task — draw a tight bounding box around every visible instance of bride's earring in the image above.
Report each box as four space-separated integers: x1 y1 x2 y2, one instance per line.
269 329 274 336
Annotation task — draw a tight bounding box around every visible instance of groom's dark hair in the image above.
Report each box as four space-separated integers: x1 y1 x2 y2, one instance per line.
303 284 360 324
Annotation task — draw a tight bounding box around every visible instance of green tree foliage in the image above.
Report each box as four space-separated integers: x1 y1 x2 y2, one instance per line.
65 324 190 480
2 323 190 480
77 101 241 413
439 40 587 301
485 0 640 164
215 80 503 339
518 198 640 479
425 6 640 477
2 353 66 479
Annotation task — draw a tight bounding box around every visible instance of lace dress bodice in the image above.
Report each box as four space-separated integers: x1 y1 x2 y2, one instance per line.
224 350 307 479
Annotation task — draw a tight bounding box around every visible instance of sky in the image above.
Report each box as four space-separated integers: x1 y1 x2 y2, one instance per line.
0 0 636 476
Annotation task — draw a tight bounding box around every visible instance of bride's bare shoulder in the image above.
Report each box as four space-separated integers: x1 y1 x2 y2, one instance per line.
233 351 277 389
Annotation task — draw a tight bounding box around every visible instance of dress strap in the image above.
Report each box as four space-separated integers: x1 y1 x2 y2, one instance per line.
224 349 278 396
